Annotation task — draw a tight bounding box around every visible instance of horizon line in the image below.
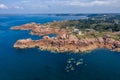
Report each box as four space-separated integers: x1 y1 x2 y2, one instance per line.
0 13 120 15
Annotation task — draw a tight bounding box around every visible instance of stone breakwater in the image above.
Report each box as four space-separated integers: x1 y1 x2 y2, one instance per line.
11 23 120 53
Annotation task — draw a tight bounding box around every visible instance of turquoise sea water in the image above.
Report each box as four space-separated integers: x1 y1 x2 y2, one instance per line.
0 14 120 80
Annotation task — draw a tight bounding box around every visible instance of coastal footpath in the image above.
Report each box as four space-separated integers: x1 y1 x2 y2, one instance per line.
11 22 120 53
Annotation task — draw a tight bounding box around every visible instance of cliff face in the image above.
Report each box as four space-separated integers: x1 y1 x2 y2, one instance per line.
11 23 120 53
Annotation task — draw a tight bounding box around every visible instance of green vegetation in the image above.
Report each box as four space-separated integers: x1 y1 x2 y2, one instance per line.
43 14 120 39
47 14 120 32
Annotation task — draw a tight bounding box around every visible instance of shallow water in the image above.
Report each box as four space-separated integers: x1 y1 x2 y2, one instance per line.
0 14 120 80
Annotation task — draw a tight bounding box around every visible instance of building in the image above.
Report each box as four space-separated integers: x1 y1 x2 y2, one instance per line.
73 29 82 35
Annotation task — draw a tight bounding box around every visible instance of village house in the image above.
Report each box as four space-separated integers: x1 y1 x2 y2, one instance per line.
73 28 82 35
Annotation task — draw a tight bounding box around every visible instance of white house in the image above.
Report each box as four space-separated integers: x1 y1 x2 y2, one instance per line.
73 29 82 35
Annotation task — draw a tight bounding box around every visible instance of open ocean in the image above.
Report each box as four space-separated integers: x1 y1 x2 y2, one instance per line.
0 14 120 80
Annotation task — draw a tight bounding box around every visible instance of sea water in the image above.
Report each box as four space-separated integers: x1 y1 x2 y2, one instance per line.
0 14 120 80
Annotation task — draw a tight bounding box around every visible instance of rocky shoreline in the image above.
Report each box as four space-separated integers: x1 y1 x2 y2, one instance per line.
11 23 120 53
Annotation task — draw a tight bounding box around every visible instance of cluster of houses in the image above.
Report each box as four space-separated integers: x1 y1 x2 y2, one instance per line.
72 26 82 35
73 28 82 35
72 26 97 35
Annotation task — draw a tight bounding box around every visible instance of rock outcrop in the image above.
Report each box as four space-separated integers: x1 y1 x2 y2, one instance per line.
13 35 120 53
11 22 69 36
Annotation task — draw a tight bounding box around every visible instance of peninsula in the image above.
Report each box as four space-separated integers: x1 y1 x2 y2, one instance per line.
11 14 120 53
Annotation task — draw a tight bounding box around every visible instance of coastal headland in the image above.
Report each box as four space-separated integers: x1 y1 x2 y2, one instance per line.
11 25 120 53
11 14 120 53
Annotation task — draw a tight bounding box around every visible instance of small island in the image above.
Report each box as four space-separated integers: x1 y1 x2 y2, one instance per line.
11 14 120 53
